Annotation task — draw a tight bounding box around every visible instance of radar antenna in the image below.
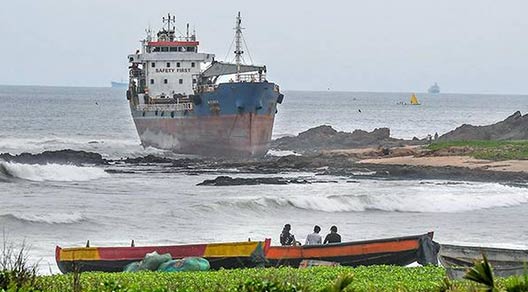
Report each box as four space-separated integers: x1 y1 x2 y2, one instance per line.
162 13 176 31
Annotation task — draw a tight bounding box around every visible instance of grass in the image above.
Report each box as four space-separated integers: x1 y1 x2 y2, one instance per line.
427 140 528 160
0 265 523 291
36 266 446 292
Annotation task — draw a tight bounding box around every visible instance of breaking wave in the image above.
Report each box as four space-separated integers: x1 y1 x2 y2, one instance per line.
0 137 179 160
211 183 528 213
0 212 86 224
266 149 301 157
0 161 108 182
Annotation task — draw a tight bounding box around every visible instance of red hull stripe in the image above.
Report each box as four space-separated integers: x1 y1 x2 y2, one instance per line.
147 41 199 47
57 241 269 262
97 245 208 260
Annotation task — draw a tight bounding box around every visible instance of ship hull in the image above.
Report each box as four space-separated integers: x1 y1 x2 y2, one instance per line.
129 82 281 158
133 113 274 157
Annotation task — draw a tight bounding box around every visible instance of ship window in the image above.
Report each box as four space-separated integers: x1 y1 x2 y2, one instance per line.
153 47 160 52
177 47 183 52
164 79 168 84
191 62 195 68
192 79 197 84
161 47 169 52
186 47 195 52
169 47 178 52
166 62 171 68
150 79 154 84
176 62 181 68
179 79 183 84
151 62 155 68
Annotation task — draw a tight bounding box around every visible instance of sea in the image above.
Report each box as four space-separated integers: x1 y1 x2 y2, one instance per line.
0 85 527 274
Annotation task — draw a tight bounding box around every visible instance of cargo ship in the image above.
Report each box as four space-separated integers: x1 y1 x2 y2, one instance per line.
111 81 128 88
126 13 284 158
428 82 440 94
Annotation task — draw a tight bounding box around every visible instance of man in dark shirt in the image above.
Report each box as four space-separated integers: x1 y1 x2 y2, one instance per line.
280 224 295 246
323 225 342 244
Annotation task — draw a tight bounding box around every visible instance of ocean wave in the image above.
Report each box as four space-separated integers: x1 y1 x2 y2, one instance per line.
210 184 528 213
0 212 86 224
0 137 179 160
0 161 108 182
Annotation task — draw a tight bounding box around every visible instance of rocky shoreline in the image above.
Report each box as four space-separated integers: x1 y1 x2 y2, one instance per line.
2 147 528 185
2 112 528 185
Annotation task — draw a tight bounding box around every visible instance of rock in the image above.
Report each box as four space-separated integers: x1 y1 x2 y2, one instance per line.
121 155 196 166
271 125 409 152
439 111 528 141
197 176 311 186
0 149 106 165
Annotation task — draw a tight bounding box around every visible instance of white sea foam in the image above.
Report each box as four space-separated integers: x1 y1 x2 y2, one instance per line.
266 149 301 157
216 182 528 213
0 212 85 224
0 161 108 182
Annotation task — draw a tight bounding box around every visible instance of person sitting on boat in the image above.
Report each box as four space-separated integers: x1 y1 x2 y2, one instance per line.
280 224 296 246
323 225 342 244
305 225 322 245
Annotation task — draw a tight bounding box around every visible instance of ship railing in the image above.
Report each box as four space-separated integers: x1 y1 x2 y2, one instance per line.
135 103 193 112
237 72 266 83
195 84 218 93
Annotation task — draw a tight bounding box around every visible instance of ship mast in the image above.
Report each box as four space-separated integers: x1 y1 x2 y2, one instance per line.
163 13 175 31
234 12 244 82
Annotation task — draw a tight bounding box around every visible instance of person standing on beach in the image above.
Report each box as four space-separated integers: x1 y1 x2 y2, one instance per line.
305 225 322 245
280 224 295 246
323 225 342 244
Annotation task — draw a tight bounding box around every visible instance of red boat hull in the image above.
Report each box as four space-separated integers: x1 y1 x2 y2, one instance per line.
133 113 275 157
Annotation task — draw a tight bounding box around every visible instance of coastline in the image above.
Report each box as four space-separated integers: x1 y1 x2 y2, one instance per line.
360 155 528 174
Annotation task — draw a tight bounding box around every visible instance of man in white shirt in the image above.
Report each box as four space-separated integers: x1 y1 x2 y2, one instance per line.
305 225 322 245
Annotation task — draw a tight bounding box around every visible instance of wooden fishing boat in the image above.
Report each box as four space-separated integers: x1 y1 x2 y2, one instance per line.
56 239 270 273
265 232 436 267
439 244 528 279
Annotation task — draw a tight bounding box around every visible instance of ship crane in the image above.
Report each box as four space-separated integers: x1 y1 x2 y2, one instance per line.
199 12 266 84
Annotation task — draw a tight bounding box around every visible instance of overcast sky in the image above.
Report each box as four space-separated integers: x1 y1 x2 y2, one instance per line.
1 0 527 93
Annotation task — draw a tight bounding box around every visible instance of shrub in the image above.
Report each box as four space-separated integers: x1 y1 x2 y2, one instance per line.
0 233 39 291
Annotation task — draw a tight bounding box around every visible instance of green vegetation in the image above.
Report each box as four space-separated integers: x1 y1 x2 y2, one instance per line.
428 140 528 160
35 266 445 292
1 235 38 292
0 264 526 291
22 266 528 292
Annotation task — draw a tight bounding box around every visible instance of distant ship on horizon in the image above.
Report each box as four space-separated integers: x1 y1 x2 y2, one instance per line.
111 81 128 88
428 82 440 94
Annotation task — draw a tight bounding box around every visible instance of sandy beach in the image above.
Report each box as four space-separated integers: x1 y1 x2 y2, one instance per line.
360 155 528 173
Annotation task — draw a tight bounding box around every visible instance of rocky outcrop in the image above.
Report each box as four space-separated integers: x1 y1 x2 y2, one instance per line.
0 149 106 165
440 111 528 141
197 176 311 186
271 125 413 152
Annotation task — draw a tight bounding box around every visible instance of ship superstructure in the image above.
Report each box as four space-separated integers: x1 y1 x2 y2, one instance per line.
126 13 283 157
